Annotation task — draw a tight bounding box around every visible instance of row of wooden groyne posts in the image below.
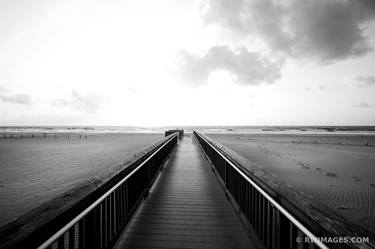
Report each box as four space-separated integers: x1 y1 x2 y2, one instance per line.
0 129 372 249
1 133 88 139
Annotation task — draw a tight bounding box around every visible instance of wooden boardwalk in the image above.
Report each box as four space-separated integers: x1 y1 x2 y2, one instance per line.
115 135 254 249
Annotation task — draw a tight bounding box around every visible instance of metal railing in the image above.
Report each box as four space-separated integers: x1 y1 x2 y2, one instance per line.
194 130 328 249
36 133 178 249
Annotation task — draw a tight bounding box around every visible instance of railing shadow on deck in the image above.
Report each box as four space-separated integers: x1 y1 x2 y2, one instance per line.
193 130 374 249
0 133 178 249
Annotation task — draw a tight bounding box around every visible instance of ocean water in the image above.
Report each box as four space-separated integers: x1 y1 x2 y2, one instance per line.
0 133 163 226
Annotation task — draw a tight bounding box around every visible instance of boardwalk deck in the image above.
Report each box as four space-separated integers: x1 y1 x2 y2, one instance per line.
115 135 254 249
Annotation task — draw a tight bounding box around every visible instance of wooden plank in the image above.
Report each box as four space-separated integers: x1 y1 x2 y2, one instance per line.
115 136 254 249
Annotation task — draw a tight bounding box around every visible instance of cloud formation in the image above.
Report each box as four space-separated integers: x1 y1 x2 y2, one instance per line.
53 90 104 113
177 46 282 85
198 0 375 61
353 76 375 88
354 102 375 108
0 93 32 105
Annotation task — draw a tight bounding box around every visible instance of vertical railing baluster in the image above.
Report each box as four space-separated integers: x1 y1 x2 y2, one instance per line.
280 213 290 249
297 230 305 249
98 204 103 249
110 194 113 240
290 223 297 249
267 203 272 249
261 195 264 239
68 225 76 249
122 183 126 222
78 218 85 249
125 181 129 217
245 181 249 219
255 191 259 233
57 235 64 249
262 196 267 243
106 197 110 247
113 192 116 236
119 185 123 227
250 186 254 225
274 209 281 249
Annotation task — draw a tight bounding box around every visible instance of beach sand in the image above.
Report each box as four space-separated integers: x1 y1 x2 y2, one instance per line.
209 133 375 233
0 133 163 226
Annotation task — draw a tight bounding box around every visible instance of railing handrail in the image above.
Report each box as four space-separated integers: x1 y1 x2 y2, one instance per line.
37 133 178 249
194 130 328 249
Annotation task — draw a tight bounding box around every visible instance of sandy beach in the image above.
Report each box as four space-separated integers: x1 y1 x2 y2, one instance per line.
0 133 163 226
208 133 375 233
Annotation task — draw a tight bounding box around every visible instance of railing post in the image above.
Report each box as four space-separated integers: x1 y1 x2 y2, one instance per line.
272 208 281 249
266 202 272 249
78 218 85 249
69 225 76 249
225 161 228 187
85 207 100 249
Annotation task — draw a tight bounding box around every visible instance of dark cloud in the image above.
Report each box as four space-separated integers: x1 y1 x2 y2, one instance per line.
53 90 104 113
0 93 32 105
353 76 375 88
177 45 282 85
354 102 375 108
198 0 375 61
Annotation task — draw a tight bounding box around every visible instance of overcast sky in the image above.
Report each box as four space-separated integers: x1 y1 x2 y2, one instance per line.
1 0 375 126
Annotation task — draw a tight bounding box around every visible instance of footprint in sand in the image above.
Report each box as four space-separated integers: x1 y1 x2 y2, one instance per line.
315 167 322 171
297 161 310 169
352 176 361 181
369 183 375 188
337 206 354 210
325 172 337 177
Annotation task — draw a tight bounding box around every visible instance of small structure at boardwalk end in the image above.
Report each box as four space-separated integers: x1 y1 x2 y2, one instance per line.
164 129 184 139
